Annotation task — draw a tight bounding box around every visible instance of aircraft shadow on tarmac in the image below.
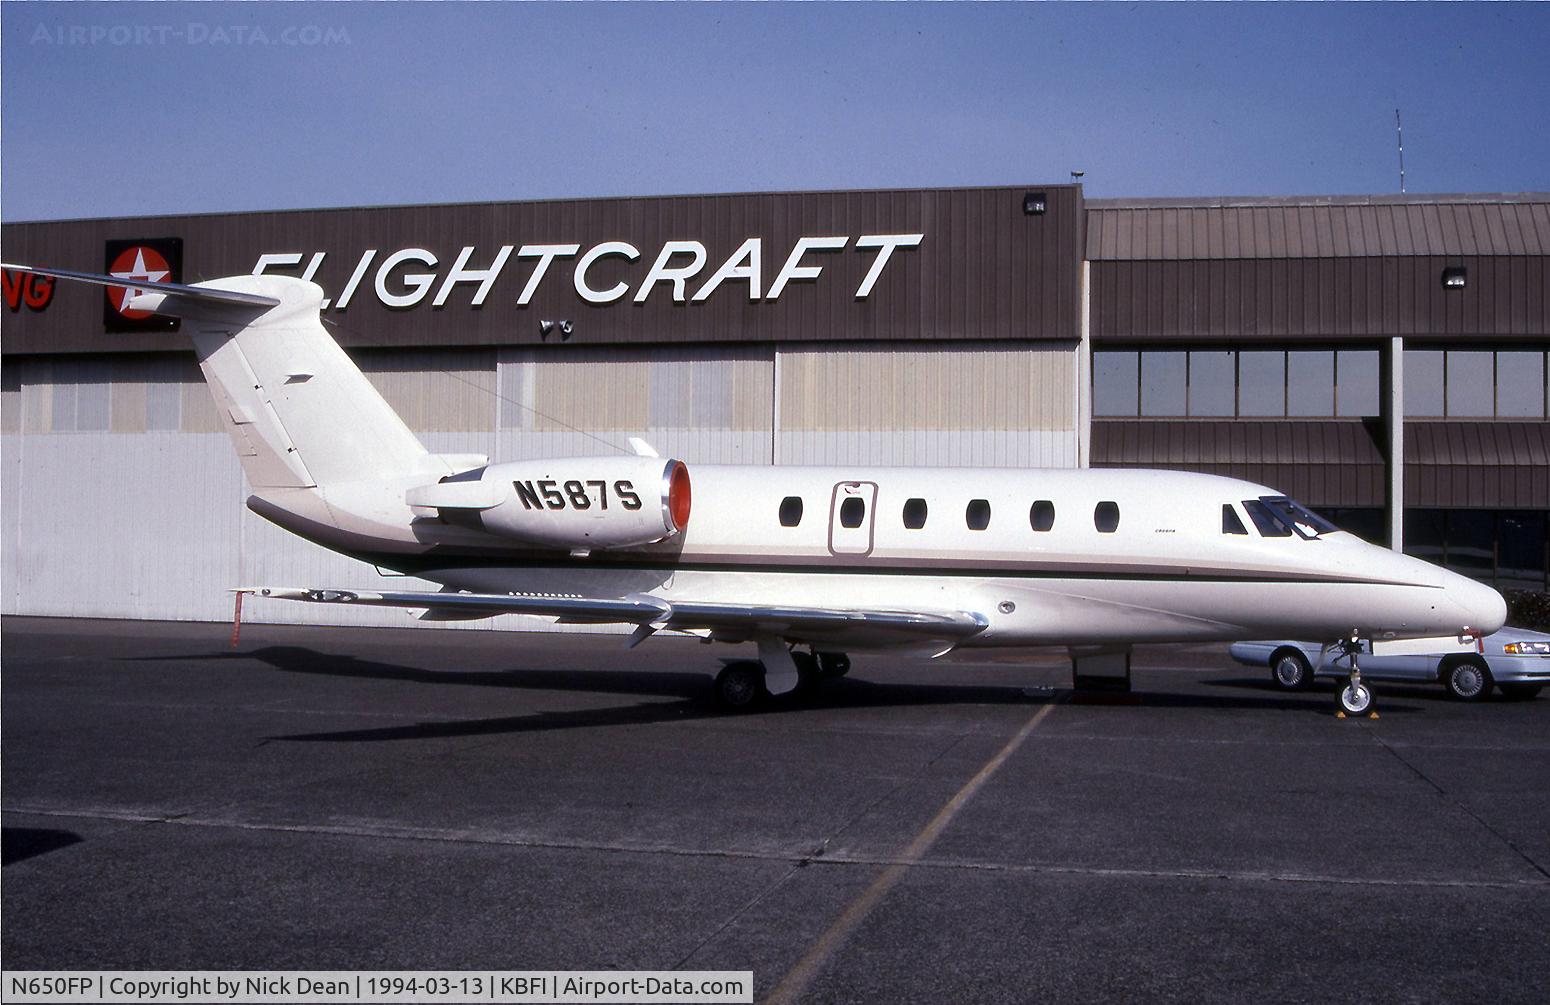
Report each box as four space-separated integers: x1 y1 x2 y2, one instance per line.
128 647 1379 742
2 827 83 867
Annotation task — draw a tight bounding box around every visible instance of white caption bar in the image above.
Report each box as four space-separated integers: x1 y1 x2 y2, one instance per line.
1 971 755 1004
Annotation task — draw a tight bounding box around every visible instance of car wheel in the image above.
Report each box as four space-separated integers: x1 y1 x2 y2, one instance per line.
1498 683 1542 701
1337 681 1374 715
1270 648 1314 691
1443 657 1493 702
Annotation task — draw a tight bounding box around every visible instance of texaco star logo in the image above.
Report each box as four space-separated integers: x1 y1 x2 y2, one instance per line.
107 246 172 320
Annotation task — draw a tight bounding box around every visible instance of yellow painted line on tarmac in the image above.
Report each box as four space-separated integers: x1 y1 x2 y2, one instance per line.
765 701 1059 1005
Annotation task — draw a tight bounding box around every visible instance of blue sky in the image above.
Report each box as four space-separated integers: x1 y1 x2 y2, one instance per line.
3 2 1547 221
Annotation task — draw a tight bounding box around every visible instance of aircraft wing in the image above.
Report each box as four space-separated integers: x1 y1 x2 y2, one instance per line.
246 587 989 648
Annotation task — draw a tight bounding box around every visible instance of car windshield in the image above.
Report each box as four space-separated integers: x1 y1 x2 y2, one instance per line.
1259 496 1339 539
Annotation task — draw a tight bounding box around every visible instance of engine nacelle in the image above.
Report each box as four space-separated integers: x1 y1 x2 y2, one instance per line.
406 456 690 551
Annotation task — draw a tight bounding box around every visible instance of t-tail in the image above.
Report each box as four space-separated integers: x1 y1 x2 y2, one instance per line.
0 265 488 549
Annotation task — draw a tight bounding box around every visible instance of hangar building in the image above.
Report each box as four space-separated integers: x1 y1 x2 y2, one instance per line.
3 185 1546 630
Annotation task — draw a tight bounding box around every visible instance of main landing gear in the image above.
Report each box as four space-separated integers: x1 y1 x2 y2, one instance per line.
1331 633 1376 717
713 649 849 711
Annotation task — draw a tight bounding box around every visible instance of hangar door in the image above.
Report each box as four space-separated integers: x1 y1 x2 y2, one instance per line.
775 341 1079 467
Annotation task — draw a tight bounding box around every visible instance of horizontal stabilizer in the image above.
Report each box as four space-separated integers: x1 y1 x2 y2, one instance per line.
1 263 280 310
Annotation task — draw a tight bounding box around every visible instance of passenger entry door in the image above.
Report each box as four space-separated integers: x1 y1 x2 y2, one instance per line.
828 481 879 557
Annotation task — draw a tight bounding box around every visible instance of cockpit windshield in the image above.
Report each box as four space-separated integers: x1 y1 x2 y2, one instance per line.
1242 496 1339 540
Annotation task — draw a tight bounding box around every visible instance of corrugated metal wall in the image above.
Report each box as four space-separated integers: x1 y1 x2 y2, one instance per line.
1 340 1078 627
775 342 1077 466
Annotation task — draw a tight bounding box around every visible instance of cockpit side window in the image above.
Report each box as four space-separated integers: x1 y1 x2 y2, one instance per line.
1242 499 1294 537
1222 504 1248 535
1260 496 1338 539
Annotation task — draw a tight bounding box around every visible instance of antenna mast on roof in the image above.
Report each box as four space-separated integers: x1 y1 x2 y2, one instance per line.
1395 109 1406 194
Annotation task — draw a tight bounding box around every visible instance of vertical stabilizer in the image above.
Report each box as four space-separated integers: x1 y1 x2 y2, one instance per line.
160 275 431 488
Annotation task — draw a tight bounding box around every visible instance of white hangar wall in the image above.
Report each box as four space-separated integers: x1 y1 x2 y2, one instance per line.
1 340 1080 629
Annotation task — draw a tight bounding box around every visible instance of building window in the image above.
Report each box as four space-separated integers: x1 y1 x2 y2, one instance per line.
1094 501 1120 533
1497 351 1548 418
1140 351 1186 416
1093 351 1139 417
1336 350 1380 417
902 498 928 529
1029 500 1055 532
1095 348 1384 419
1403 348 1550 419
966 499 991 531
1445 351 1495 418
1189 351 1236 416
1287 351 1334 417
839 497 866 529
779 497 803 527
1237 351 1286 417
1405 349 1445 417
1222 504 1248 535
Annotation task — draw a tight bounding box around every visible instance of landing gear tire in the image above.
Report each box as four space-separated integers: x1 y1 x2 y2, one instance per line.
1444 658 1494 702
1498 683 1542 701
1271 649 1314 691
715 661 768 712
817 651 851 679
1338 681 1374 716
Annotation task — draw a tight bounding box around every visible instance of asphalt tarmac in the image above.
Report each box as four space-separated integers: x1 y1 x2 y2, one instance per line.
4 615 1548 1002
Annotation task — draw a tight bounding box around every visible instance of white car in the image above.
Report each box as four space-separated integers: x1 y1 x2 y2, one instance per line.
1229 627 1550 701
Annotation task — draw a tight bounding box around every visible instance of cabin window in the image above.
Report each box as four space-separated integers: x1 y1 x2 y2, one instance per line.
1243 500 1293 537
966 499 992 531
903 497 928 529
1029 500 1055 532
779 496 803 527
839 497 866 529
1222 504 1248 535
1094 501 1120 533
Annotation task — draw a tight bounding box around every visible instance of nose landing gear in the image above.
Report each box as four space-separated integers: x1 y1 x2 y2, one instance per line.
1332 633 1376 717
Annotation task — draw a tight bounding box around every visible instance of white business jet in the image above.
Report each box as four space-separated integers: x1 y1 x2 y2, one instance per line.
5 265 1507 714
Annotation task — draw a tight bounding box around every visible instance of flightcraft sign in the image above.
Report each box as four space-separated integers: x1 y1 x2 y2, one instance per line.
0 186 1084 353
250 234 924 311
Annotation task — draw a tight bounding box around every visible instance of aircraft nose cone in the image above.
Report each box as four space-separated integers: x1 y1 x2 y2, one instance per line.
1451 573 1508 635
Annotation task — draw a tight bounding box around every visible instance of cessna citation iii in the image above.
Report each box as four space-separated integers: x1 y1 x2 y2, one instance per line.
7 265 1508 715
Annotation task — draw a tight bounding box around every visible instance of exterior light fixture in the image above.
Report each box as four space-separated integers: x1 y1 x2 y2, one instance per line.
1441 267 1467 290
1023 191 1047 216
539 319 574 341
